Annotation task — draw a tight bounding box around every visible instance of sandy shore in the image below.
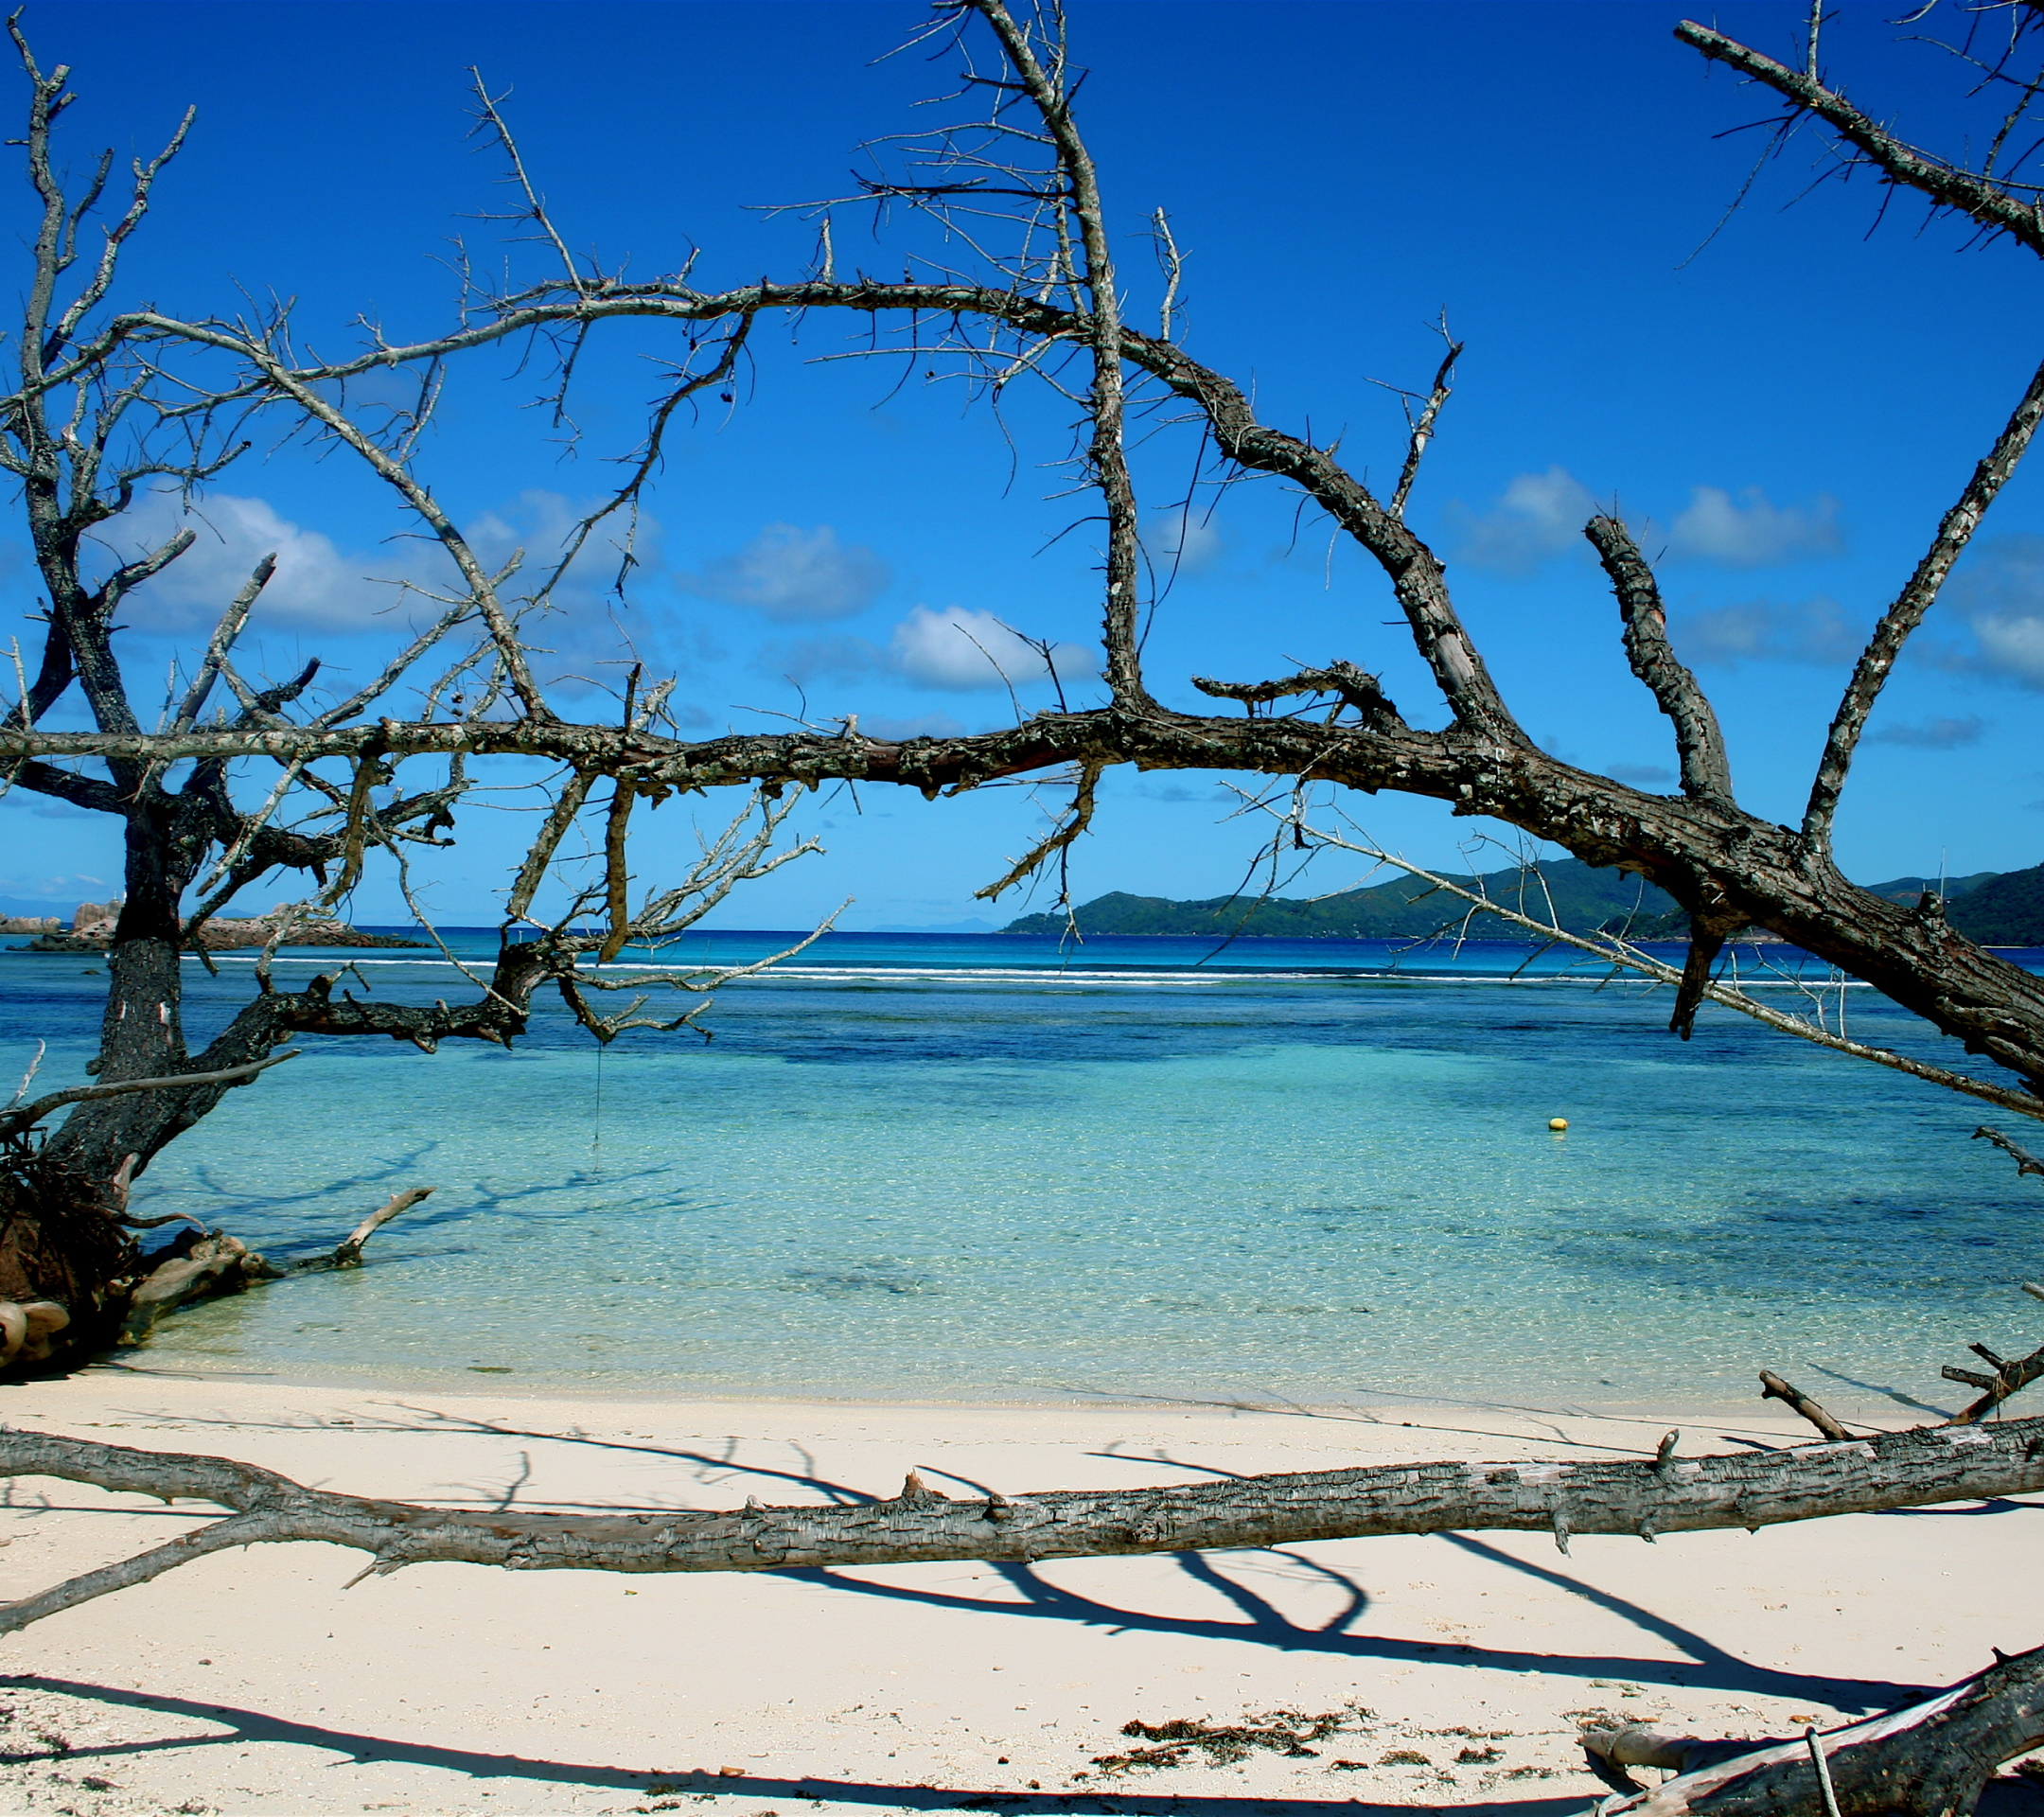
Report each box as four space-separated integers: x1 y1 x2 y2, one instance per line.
0 1367 2036 1817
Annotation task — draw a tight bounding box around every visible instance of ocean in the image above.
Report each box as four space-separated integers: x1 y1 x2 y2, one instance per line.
5 928 2041 1417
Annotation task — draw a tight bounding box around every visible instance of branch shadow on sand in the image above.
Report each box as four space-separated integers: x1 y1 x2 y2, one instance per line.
782 1544 1924 1717
81 1402 1990 1717
0 1675 1598 1817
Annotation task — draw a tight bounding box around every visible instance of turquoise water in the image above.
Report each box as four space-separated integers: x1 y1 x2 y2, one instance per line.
5 929 2042 1412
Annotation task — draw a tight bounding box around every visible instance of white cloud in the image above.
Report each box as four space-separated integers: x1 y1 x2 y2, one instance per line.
1149 509 1223 576
96 485 656 646
1869 714 1988 750
1445 467 1595 574
464 489 664 607
95 486 689 706
681 523 889 622
1971 612 2044 685
104 492 410 635
1935 536 2044 688
459 490 671 692
888 607 1098 692
1672 595 1864 666
1668 485 1841 568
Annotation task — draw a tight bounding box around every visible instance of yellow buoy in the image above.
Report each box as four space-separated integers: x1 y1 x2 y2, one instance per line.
1548 1118 1569 1132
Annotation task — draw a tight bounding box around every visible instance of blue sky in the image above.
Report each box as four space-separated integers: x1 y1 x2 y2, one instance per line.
5 0 2043 930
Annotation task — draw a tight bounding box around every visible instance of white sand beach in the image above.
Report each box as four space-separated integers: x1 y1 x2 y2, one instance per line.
0 1369 2035 1816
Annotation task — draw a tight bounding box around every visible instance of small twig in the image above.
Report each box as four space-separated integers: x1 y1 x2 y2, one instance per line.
1389 316 1461 520
312 1187 434 1272
1151 206 1183 343
1758 1370 1852 1442
974 761 1101 902
1976 1124 2044 1177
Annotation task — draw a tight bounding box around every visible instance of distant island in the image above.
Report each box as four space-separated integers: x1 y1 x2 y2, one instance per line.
1 898 425 952
999 858 2044 945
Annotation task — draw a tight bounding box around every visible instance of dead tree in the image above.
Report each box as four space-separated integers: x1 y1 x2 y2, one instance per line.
0 21 825 1357
3 4 2044 1807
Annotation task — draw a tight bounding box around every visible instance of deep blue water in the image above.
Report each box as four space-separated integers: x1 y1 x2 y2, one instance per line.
4 928 2041 1415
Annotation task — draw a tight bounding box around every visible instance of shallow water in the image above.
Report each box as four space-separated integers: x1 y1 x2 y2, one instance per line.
4 929 2040 1412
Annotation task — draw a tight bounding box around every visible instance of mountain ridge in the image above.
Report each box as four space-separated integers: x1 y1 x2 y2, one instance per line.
998 860 2040 944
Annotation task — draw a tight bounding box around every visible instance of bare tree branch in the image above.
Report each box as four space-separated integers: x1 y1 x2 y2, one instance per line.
0 1050 299 1141
1584 516 1734 804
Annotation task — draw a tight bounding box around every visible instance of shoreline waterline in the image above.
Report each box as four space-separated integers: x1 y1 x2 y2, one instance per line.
4 1357 1946 1463
59 1356 1940 1443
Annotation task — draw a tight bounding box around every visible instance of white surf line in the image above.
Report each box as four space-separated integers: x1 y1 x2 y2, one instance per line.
174 952 1892 988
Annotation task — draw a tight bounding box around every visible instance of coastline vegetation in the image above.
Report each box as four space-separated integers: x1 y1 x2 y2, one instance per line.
999 858 2042 943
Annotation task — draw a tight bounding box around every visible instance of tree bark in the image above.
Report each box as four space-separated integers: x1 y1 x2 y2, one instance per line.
1584 1641 2044 1813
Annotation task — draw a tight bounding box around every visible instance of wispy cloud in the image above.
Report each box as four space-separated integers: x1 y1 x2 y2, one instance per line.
681 523 889 622
1148 508 1223 577
1605 762 1677 785
861 712 966 740
760 632 886 686
759 608 1098 697
1935 536 2044 688
1672 595 1864 666
103 491 422 636
889 607 1097 693
1869 714 1988 750
461 489 677 693
1667 485 1841 568
1443 467 1595 575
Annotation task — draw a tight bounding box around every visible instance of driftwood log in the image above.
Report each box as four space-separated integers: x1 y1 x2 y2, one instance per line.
0 1417 2037 1632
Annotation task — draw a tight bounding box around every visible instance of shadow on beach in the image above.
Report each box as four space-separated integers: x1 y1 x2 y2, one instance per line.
0 1674 1600 1816
80 1399 2000 1717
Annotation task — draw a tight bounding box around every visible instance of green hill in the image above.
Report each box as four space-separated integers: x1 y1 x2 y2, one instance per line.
1859 871 2000 908
1001 861 2044 944
1946 863 2044 945
998 859 1679 939
1621 869 2027 943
